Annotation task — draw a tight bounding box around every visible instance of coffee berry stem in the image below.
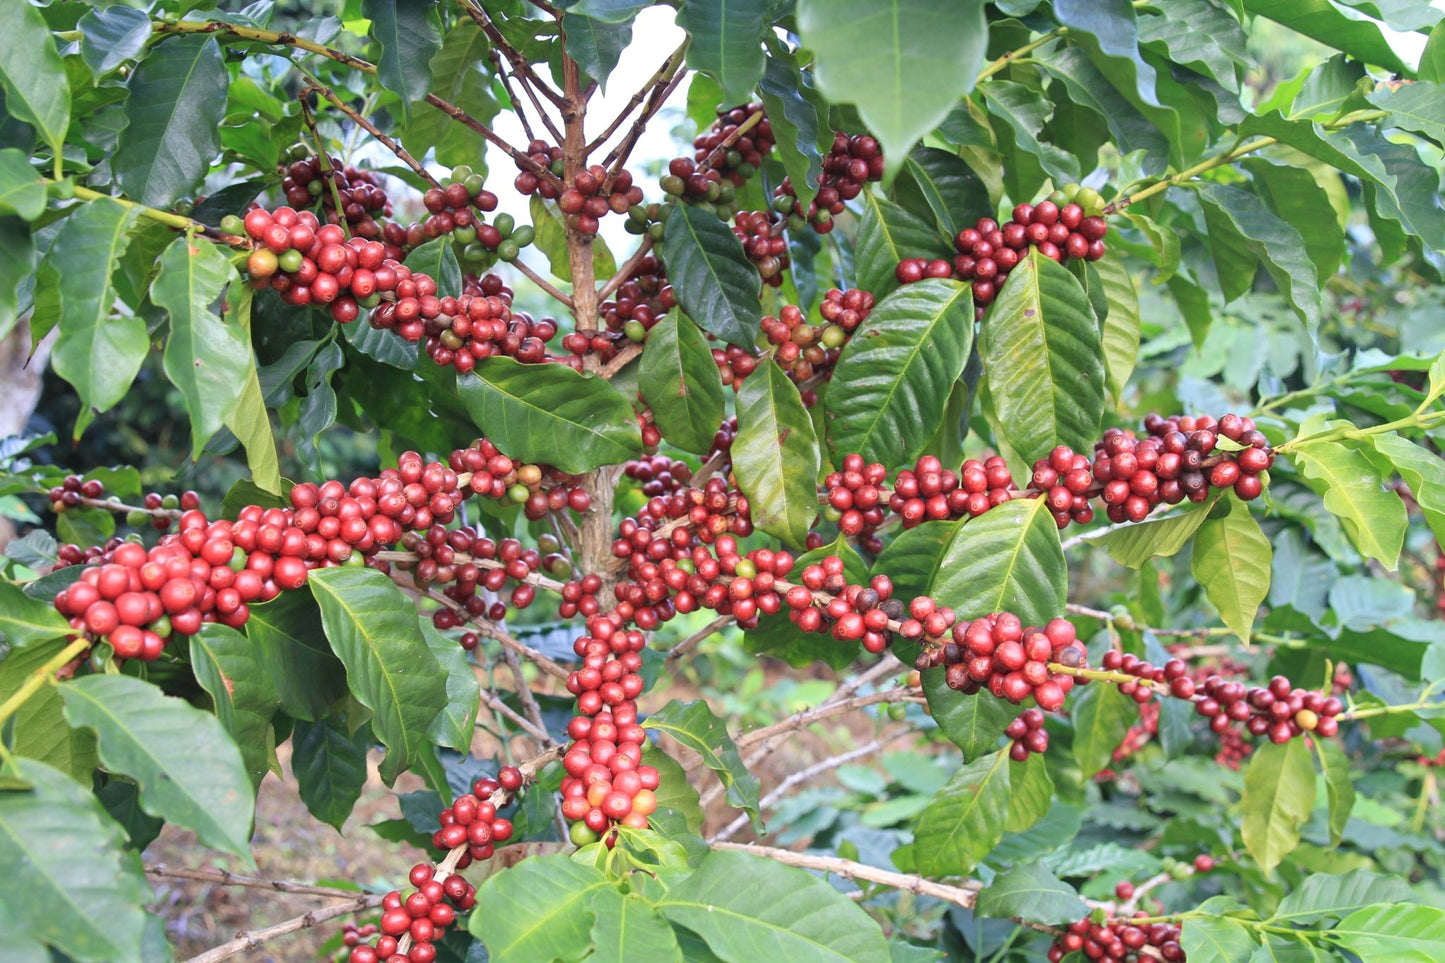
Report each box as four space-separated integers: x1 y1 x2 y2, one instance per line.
51 182 250 248
0 637 90 731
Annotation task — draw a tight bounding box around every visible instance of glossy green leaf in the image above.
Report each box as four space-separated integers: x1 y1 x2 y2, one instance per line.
0 760 150 963
982 81 1081 185
47 198 145 417
893 147 990 239
154 236 249 456
419 618 480 750
59 674 256 860
1313 739 1355 849
1332 903 1445 962
732 361 820 548
1054 0 1162 109
457 357 642 474
1272 870 1414 924
1423 22 1445 82
854 190 949 301
404 235 463 298
643 699 760 829
1240 738 1315 875
0 579 72 648
798 0 988 179
1291 438 1407 570
1191 496 1271 643
590 891 683 963
642 742 705 833
79 7 152 78
0 216 35 341
981 248 1105 470
114 37 227 207
1196 182 1320 337
825 278 973 466
307 566 450 784
1072 682 1135 779
639 312 727 455
1246 158 1345 283
1136 0 1245 91
0 641 96 783
1094 496 1217 567
364 0 442 122
568 0 651 21
1181 918 1259 963
660 202 762 347
975 863 1087 924
219 280 281 494
656 849 890 962
401 20 500 169
925 681 1016 763
290 716 371 832
564 12 631 91
1243 0 1408 73
677 0 768 105
1006 751 1054 833
246 589 349 722
1373 433 1445 546
0 149 43 221
472 855 617 960
757 52 826 214
913 749 1010 877
1088 257 1141 400
932 497 1067 625
190 624 281 790
1035 46 1170 173
0 2 69 159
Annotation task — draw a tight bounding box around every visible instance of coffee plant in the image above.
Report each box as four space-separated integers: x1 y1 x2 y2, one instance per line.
4 0 1445 960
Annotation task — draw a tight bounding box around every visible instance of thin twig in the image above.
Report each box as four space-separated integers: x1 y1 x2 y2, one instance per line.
423 92 551 175
301 73 440 190
596 235 655 301
509 256 575 309
458 0 568 109
598 342 644 379
183 895 384 963
586 42 689 156
665 614 735 665
145 866 365 900
481 689 552 743
500 644 558 747
491 48 539 144
712 737 891 842
711 842 984 909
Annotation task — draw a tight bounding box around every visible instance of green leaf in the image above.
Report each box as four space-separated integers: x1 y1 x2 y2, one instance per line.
219 281 281 494
1315 737 1354 848
47 198 145 417
660 202 763 347
982 81 1081 185
1095 496 1217 567
154 236 249 456
364 0 442 123
643 699 761 829
893 147 991 238
797 0 988 179
733 361 820 548
59 674 256 860
564 12 631 91
1245 158 1345 283
677 0 768 106
655 849 890 962
1291 438 1407 570
854 190 949 301
639 312 727 455
0 149 43 221
1090 257 1141 399
113 37 227 207
402 20 500 172
825 279 973 466
925 681 1016 764
1191 496 1271 644
0 641 96 783
472 855 618 960
1035 46 1170 173
0 1 69 159
1196 182 1320 338
1071 682 1135 779
78 6 153 77
457 357 642 474
1423 22 1445 83
974 863 1087 925
1373 433 1445 547
590 891 683 963
1333 903 1445 962
1136 0 1246 92
642 742 705 833
1272 870 1415 924
980 248 1105 470
1240 738 1315 875
1181 918 1260 963
0 579 72 648
291 716 371 832
307 566 450 784
245 588 349 722
420 618 480 750
931 497 1068 626
758 51 826 215
0 216 35 341
0 760 150 963
744 534 869 669
404 235 463 298
568 0 651 22
190 624 281 790
1242 0 1408 73
1006 751 1054 833
1054 0 1163 110
913 749 1010 877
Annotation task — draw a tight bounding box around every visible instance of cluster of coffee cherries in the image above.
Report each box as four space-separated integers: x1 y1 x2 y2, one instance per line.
46 474 108 513
923 614 1085 712
1049 915 1187 962
1004 708 1050 761
397 528 545 626
403 169 515 256
952 201 1108 311
773 132 884 233
430 770 519 867
1106 646 1255 772
597 255 675 347
561 618 661 844
514 143 643 236
693 103 775 187
239 206 386 322
1100 651 1343 745
347 862 476 963
389 273 562 374
623 454 694 499
277 155 393 240
732 210 790 285
824 454 892 554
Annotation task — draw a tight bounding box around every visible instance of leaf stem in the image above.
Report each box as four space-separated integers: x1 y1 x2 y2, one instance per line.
0 637 90 730
51 183 250 247
976 28 1068 83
